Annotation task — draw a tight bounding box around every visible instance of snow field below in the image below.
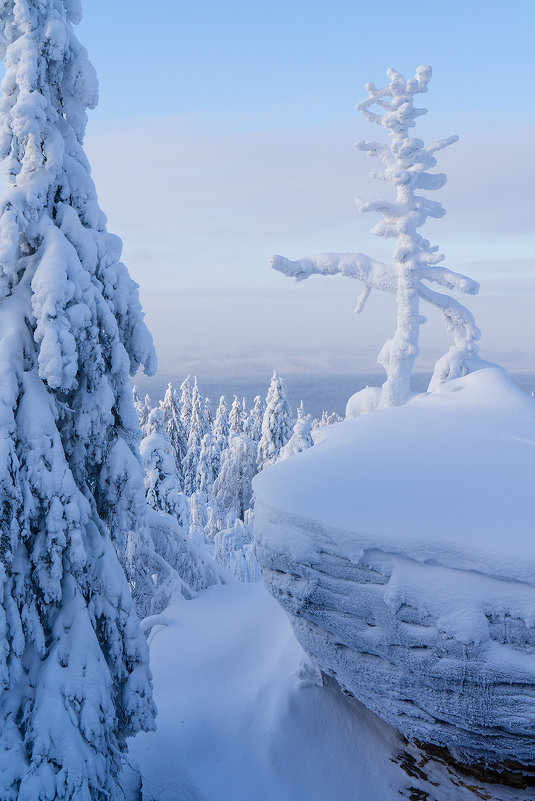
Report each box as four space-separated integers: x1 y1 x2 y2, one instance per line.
130 583 527 801
131 583 403 801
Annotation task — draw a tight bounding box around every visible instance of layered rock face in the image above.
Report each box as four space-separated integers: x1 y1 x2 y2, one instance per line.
253 368 535 768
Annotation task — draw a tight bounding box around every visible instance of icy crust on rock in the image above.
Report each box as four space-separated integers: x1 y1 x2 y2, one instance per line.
253 367 535 764
255 367 535 585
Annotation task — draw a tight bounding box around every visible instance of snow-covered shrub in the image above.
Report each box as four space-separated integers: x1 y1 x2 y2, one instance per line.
279 416 314 460
272 66 481 407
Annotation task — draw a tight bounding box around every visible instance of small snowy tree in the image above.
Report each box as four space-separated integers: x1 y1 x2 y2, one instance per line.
141 408 189 529
228 394 243 435
272 66 481 407
257 372 293 469
279 416 314 460
204 395 213 428
213 516 260 583
133 385 151 429
248 394 264 443
0 2 157 797
212 395 230 451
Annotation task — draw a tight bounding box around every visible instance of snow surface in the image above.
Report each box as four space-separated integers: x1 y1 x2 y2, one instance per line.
130 583 522 800
255 366 535 584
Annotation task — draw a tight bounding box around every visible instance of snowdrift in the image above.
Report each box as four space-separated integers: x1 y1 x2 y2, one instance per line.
253 367 535 771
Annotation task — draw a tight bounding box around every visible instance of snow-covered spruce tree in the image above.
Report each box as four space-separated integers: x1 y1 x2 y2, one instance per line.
204 395 213 428
182 377 208 496
159 382 187 479
179 374 193 437
248 394 264 444
212 395 229 452
228 394 243 435
133 385 151 429
0 2 157 797
272 66 481 406
213 434 257 525
141 408 189 529
196 431 219 495
257 372 293 469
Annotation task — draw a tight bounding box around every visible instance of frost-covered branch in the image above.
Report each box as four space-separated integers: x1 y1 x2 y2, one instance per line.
272 252 481 359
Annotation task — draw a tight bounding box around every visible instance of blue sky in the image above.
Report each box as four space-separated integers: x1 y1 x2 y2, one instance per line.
80 0 534 123
74 1 535 377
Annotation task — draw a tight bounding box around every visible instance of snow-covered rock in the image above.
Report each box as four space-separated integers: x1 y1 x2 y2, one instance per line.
254 367 535 771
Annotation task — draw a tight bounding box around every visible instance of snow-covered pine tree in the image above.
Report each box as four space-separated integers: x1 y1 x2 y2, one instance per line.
257 372 293 469
133 385 151 429
213 434 257 525
159 382 187 476
248 394 264 444
212 395 229 452
279 415 314 460
179 374 193 437
141 408 189 529
196 431 218 495
271 66 481 406
228 394 243 435
0 2 157 797
204 395 213 428
241 396 249 434
189 489 208 543
182 377 208 496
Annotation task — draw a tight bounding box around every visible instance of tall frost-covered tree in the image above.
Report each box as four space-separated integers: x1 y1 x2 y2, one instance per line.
257 372 293 469
179 374 193 437
213 434 257 525
0 2 157 798
248 394 264 443
212 395 229 451
182 378 208 496
272 66 481 407
159 382 187 477
228 394 243 435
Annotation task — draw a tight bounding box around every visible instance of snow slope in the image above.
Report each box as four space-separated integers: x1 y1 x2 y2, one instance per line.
253 367 535 767
130 583 525 800
255 366 535 584
131 584 398 800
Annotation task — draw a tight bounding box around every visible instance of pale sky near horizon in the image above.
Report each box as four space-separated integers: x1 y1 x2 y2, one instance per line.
73 0 535 377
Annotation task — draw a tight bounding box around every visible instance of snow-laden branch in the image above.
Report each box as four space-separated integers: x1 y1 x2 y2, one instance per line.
272 252 481 383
